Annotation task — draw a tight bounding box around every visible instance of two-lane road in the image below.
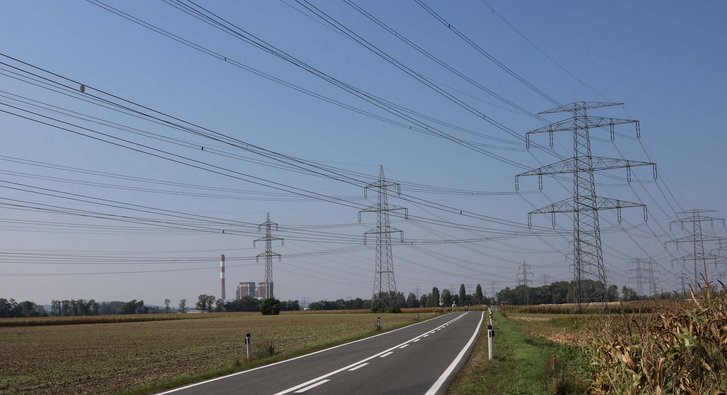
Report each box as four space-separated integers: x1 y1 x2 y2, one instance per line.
160 311 483 395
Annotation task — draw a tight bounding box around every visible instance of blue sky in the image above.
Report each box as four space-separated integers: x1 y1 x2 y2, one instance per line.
1 0 725 305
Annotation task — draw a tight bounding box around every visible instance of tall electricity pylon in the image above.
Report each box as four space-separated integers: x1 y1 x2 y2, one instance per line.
254 213 283 299
667 209 726 286
359 166 407 312
517 261 533 305
515 102 656 311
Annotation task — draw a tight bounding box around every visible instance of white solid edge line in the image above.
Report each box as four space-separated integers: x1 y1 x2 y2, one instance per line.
155 314 450 394
424 311 484 395
293 379 330 393
273 313 468 395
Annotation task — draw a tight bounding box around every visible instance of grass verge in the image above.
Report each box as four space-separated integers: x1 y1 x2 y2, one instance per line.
448 311 589 395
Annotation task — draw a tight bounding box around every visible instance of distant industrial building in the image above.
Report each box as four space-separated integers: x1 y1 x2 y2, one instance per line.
236 282 256 299
256 282 273 299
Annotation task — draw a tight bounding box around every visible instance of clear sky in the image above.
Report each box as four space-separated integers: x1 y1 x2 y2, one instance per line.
1 0 726 306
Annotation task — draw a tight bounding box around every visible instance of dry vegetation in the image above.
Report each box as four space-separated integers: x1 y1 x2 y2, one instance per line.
0 311 420 394
588 284 727 394
507 299 680 315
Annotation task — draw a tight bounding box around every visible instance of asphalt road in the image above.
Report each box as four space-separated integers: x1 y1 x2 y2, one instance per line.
159 311 484 395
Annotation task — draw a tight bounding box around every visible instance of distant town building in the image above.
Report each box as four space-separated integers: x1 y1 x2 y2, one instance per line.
236 282 256 299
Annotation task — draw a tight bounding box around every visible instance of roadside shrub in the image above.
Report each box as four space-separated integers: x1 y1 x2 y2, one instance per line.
587 283 727 394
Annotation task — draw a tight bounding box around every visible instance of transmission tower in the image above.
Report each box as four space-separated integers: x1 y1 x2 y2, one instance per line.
515 101 656 311
358 166 407 312
711 240 727 283
628 258 645 296
254 213 283 299
645 258 658 296
667 209 726 286
629 258 658 296
516 261 533 305
540 274 551 287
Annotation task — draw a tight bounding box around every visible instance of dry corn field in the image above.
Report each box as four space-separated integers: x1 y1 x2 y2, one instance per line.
588 285 727 394
0 312 420 394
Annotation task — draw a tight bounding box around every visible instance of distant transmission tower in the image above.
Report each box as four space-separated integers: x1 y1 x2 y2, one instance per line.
713 240 727 283
540 274 551 287
517 261 534 305
628 258 645 296
516 102 656 311
645 258 658 296
629 258 658 296
358 166 407 312
667 209 726 286
254 213 283 299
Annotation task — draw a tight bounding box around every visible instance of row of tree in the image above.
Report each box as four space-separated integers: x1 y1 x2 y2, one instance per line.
0 298 47 317
495 280 680 306
307 284 489 312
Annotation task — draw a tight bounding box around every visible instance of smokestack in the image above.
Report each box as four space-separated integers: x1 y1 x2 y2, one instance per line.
220 254 226 301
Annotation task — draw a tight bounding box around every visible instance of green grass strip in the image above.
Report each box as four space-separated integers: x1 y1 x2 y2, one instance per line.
449 312 590 395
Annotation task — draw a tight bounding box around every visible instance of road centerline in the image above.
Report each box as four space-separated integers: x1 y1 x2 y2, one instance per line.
293 379 330 393
273 313 467 395
347 362 369 372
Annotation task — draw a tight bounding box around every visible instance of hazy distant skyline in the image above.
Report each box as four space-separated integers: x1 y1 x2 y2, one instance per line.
1 0 726 305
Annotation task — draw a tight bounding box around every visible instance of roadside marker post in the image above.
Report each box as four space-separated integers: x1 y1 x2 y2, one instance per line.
487 306 494 361
244 333 253 361
376 316 381 330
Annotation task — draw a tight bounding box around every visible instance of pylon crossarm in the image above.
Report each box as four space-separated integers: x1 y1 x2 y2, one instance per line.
594 197 645 211
256 251 281 258
516 157 654 185
667 234 727 247
672 253 724 262
589 156 656 178
517 159 576 177
538 101 624 114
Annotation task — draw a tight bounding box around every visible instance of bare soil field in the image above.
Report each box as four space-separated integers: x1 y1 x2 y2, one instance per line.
0 311 422 394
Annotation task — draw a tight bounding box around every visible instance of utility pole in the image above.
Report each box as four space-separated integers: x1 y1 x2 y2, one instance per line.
666 209 726 286
359 166 407 312
515 101 655 311
254 213 283 299
517 261 533 305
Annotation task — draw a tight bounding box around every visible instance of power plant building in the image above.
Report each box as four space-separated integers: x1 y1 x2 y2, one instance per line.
256 282 273 299
236 282 256 299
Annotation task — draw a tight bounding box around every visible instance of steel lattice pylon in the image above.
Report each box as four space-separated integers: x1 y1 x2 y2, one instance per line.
667 209 726 286
254 213 283 299
629 258 658 297
358 166 407 312
516 102 655 311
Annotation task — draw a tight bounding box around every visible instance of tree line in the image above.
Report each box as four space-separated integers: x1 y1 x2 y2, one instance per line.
0 298 47 317
307 284 489 312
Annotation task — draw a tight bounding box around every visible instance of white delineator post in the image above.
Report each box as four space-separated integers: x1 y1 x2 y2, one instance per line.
244 333 253 361
487 306 494 361
220 254 226 301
